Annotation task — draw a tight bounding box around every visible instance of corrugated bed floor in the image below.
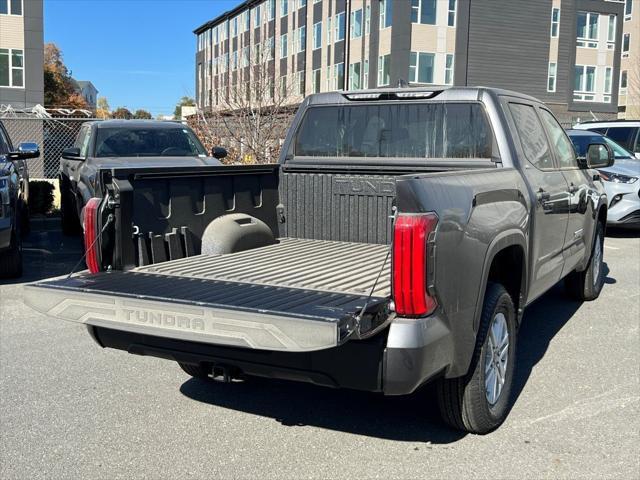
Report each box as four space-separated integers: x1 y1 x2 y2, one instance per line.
137 238 391 297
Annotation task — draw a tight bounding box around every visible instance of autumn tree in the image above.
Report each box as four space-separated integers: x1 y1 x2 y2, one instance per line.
112 107 133 119
173 96 195 119
96 97 110 119
133 109 152 119
43 43 89 110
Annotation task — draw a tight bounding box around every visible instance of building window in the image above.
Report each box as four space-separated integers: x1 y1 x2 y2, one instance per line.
625 0 632 20
351 8 363 38
620 70 628 91
254 4 262 24
297 71 305 95
232 50 238 70
448 0 456 26
242 46 249 68
296 26 306 53
409 51 435 84
0 0 22 15
313 22 322 50
349 62 362 90
231 16 238 37
547 62 557 92
380 0 392 29
411 0 436 25
363 59 369 88
281 0 288 17
335 12 346 41
551 8 560 37
298 0 307 9
312 68 321 93
0 48 23 87
334 62 345 90
622 33 630 55
607 14 616 46
445 54 454 85
268 0 275 20
577 12 599 48
280 75 287 97
574 65 596 101
280 33 288 58
377 54 390 86
604 66 612 95
365 5 371 34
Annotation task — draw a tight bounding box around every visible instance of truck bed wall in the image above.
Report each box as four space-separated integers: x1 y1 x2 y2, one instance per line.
279 170 397 245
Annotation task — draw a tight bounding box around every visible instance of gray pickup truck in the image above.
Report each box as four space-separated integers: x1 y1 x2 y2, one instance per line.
25 87 612 434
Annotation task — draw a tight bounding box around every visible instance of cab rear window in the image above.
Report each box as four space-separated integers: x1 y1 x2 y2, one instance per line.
294 103 496 160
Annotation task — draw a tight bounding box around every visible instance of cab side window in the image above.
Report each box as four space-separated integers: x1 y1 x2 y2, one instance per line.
508 103 554 170
74 125 91 157
539 109 578 169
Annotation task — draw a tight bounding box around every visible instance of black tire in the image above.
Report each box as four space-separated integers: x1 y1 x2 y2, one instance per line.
0 230 23 279
437 283 517 434
178 362 211 380
565 222 605 302
60 181 81 236
19 201 30 237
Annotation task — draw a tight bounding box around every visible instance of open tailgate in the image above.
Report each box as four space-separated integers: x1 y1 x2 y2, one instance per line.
24 239 391 352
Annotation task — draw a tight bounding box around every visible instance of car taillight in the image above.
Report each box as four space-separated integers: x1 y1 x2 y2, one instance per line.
83 198 102 274
392 213 438 317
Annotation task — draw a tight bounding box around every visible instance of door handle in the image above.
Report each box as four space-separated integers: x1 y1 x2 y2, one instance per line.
568 183 577 194
536 188 551 202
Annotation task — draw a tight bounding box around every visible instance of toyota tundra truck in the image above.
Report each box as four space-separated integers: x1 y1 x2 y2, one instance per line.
24 87 612 434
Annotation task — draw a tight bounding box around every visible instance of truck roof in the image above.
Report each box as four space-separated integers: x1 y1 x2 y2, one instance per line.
304 86 543 106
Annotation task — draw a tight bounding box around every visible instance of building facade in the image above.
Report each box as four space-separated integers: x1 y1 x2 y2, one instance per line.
0 0 44 109
619 0 639 118
75 80 99 109
194 0 630 124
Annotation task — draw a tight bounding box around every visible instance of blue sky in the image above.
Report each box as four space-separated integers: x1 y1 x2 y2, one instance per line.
44 0 239 116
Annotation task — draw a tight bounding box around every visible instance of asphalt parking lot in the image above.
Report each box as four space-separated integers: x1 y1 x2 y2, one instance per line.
1 218 638 479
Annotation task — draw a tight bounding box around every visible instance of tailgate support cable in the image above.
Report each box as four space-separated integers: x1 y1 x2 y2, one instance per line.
66 214 114 279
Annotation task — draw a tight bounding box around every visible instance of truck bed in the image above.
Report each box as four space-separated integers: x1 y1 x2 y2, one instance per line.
24 239 391 353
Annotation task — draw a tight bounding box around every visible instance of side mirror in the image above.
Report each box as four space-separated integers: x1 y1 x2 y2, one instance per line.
586 143 614 169
62 147 83 160
212 146 228 160
8 142 40 160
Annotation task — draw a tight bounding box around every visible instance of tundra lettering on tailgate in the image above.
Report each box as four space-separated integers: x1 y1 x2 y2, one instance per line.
333 176 396 197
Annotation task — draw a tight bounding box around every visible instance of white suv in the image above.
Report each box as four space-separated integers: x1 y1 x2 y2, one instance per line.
573 120 640 158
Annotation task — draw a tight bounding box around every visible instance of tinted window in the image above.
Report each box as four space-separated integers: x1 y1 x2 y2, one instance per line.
539 109 577 168
0 126 9 154
294 103 495 159
570 133 634 159
605 127 636 150
509 103 554 170
95 127 206 158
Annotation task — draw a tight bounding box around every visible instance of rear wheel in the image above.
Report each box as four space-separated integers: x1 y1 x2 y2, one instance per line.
178 362 211 380
565 222 605 301
437 283 517 434
0 230 23 278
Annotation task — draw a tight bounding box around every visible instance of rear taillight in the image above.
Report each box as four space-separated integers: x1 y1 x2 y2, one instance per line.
83 198 102 274
392 213 438 317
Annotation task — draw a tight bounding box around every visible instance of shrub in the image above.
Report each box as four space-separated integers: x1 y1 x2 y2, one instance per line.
28 181 55 215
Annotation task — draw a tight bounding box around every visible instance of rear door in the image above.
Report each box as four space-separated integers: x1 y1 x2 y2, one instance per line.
539 107 593 274
506 102 569 302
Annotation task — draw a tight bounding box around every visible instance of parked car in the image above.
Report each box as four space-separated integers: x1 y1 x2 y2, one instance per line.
26 87 612 434
573 120 640 157
567 129 640 228
0 121 39 278
59 120 224 235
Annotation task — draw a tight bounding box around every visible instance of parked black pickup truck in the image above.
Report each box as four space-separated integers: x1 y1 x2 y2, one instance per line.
59 120 224 235
25 87 612 433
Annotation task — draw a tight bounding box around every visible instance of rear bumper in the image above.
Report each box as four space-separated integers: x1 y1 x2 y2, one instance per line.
89 314 453 396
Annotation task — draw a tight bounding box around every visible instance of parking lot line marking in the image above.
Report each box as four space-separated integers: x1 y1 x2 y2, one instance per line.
604 245 619 250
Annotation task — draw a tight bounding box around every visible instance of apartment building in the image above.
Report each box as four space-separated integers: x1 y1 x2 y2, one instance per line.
619 0 639 118
194 0 628 123
0 0 44 108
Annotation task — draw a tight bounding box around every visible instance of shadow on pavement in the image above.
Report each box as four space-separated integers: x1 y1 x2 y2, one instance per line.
606 227 639 239
0 217 83 285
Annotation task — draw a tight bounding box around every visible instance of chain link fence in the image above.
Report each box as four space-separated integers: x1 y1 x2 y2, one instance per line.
1 117 99 179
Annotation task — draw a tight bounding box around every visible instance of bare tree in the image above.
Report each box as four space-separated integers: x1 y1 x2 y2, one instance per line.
624 51 640 119
194 39 299 164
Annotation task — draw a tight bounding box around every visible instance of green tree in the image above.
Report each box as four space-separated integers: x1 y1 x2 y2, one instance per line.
173 96 195 119
133 109 152 119
112 107 133 119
